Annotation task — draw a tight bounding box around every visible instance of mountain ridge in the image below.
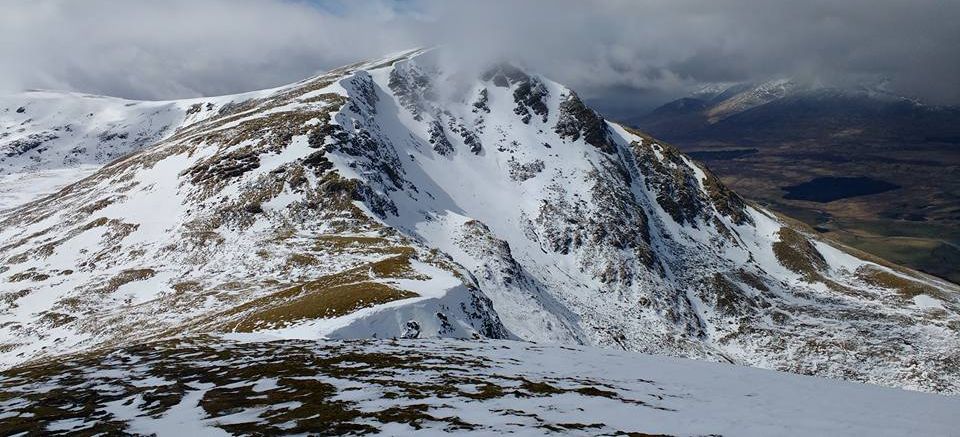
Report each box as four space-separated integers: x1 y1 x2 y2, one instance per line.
1 48 957 393
631 78 960 144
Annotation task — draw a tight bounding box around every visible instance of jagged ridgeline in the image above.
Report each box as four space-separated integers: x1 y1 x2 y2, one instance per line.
0 48 957 393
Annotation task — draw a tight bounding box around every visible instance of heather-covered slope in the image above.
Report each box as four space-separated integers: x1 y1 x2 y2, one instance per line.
0 49 957 393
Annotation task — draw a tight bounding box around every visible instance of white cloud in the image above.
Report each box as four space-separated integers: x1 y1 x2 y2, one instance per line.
0 0 423 99
1 0 958 110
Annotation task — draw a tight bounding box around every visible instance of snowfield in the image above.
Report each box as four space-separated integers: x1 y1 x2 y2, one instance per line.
0 165 99 211
0 87 279 208
1 338 957 436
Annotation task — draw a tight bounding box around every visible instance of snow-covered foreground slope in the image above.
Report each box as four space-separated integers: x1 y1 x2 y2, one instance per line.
0 49 957 394
1 338 957 436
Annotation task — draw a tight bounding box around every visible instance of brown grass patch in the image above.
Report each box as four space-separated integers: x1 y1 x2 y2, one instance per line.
99 268 156 295
212 250 427 333
231 282 417 332
172 281 202 294
735 269 769 292
772 227 827 280
856 265 940 299
37 312 77 329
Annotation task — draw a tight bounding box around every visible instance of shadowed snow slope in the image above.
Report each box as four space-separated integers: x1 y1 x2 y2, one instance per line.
0 49 957 394
1 338 957 436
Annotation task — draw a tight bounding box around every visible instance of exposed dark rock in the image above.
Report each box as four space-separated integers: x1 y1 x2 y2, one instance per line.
302 150 334 173
554 92 615 153
447 119 482 154
401 320 421 339
702 168 752 225
185 147 261 184
513 78 549 124
98 131 129 142
347 72 379 115
534 164 654 282
388 63 433 121
355 182 399 217
625 128 752 228
428 120 453 155
243 203 263 214
333 128 382 158
462 129 482 154
472 88 490 113
4 132 58 157
631 139 708 227
507 158 545 182
308 123 348 150
436 312 454 335
481 64 530 88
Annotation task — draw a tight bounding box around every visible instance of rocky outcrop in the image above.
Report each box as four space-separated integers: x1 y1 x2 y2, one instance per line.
555 91 616 153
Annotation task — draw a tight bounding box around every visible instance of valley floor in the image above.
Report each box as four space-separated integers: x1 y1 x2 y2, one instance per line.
1 338 957 436
677 140 960 283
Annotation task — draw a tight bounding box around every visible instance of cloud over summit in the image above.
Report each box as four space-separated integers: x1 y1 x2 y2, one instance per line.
2 0 958 112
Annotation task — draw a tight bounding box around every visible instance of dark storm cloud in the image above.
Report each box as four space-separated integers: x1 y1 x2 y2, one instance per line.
1 0 958 112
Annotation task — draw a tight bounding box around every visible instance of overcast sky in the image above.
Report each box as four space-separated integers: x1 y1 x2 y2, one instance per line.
2 0 958 116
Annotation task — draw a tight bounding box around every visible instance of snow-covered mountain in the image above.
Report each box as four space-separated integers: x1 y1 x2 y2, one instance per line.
0 86 304 175
632 78 960 144
0 49 957 393
0 88 284 210
690 78 922 124
3 337 957 436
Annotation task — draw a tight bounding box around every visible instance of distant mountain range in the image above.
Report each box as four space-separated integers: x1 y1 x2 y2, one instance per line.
630 79 960 145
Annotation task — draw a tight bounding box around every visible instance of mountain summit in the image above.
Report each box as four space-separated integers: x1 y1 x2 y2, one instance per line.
1 49 957 393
